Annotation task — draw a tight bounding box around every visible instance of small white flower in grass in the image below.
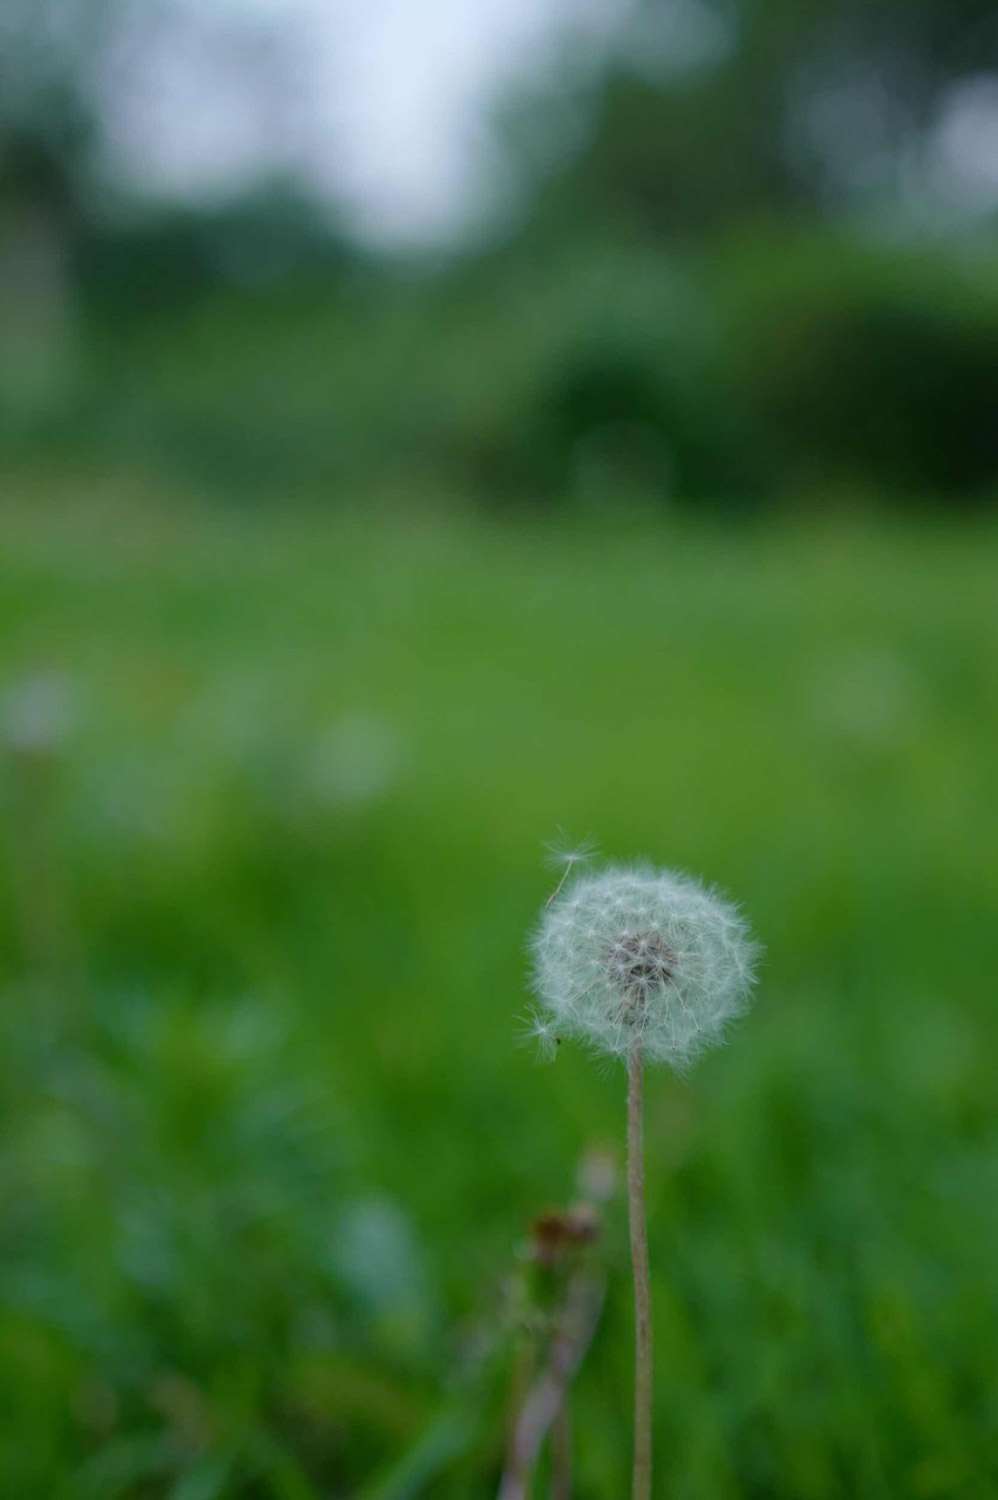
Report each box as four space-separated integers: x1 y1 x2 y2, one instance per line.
3 672 76 755
531 862 759 1069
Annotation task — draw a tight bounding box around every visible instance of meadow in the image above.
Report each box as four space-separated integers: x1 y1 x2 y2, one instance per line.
1 469 997 1498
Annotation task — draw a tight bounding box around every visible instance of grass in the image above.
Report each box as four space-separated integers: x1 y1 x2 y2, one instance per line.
1 469 997 1498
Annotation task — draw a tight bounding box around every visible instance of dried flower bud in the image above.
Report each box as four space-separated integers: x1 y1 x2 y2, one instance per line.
529 1206 600 1267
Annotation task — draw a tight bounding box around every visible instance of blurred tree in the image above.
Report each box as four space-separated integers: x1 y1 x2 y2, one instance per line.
0 0 110 191
2 0 996 505
716 232 998 502
0 0 116 402
0 0 350 362
523 0 998 240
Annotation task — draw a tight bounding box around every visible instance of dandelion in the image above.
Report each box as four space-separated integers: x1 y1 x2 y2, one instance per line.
529 860 759 1500
532 863 757 1070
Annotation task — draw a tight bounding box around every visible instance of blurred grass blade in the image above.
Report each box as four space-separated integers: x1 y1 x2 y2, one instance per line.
359 1404 479 1500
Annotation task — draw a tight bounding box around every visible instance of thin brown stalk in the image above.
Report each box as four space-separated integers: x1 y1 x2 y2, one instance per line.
628 1044 652 1500
502 1333 538 1490
550 1393 572 1500
498 1271 603 1500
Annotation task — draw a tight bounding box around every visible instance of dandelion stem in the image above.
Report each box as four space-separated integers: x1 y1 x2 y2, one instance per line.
627 1043 653 1500
546 863 572 907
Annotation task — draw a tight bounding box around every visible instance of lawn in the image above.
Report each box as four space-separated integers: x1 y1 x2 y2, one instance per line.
2 470 997 1498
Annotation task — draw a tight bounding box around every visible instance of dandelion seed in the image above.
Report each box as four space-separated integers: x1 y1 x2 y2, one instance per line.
517 1008 561 1062
544 831 598 906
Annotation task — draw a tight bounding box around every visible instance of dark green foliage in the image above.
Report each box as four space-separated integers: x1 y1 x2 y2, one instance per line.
7 229 997 508
716 236 998 501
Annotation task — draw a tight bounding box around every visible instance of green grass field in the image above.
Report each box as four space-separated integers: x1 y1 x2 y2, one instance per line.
2 471 998 1498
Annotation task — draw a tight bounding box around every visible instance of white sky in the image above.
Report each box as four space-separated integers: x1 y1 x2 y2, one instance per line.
89 0 998 248
95 0 635 246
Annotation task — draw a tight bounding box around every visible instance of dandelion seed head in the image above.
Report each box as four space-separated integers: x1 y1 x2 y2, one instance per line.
531 862 759 1069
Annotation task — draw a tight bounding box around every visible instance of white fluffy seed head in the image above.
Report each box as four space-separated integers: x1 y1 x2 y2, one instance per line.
531 863 760 1069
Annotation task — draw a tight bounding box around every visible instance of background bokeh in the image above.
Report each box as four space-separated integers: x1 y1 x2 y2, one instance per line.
2 3 998 1496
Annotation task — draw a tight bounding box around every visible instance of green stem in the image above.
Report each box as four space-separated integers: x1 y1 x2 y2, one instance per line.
628 1044 653 1500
